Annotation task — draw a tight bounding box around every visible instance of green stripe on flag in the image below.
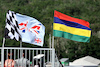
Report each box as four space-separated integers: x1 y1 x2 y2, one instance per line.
53 30 90 42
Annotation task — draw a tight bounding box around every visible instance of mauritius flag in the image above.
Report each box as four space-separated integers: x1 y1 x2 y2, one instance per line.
53 10 91 42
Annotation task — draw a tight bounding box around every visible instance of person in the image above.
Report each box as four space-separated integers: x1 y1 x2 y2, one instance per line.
4 53 16 67
33 59 40 67
15 52 30 67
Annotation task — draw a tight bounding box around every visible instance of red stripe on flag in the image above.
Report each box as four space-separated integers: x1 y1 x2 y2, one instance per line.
54 10 90 28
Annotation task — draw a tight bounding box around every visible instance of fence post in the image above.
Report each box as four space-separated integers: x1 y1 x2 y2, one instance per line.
1 48 4 67
1 38 5 67
52 49 55 67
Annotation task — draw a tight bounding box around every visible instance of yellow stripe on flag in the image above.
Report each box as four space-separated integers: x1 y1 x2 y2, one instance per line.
53 23 91 37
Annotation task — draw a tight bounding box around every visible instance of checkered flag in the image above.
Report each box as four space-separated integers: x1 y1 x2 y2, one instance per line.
5 10 21 41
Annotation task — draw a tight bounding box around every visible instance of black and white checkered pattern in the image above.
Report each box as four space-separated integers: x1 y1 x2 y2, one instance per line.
5 10 21 41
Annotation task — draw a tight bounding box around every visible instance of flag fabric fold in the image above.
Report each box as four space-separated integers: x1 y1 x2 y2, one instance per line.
53 10 91 42
5 10 45 46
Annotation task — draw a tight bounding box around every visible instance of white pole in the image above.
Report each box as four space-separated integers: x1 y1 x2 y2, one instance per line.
20 40 22 48
49 34 52 62
52 36 54 48
2 38 5 47
1 38 5 67
20 41 22 58
49 34 51 48
51 36 54 63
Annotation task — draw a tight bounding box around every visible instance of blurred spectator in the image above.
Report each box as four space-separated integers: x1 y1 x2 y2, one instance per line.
15 51 30 67
4 53 15 67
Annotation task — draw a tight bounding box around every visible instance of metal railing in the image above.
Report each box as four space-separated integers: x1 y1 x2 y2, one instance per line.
55 54 63 67
0 47 55 67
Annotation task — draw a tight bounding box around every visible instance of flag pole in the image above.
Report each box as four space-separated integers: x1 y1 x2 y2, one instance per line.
20 41 22 48
20 40 22 58
1 37 5 67
2 38 5 47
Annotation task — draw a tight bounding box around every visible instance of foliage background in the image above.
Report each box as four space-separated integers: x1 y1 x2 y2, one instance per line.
0 0 100 61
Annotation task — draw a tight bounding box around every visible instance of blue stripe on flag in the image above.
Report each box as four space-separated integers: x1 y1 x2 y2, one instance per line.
54 17 91 30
